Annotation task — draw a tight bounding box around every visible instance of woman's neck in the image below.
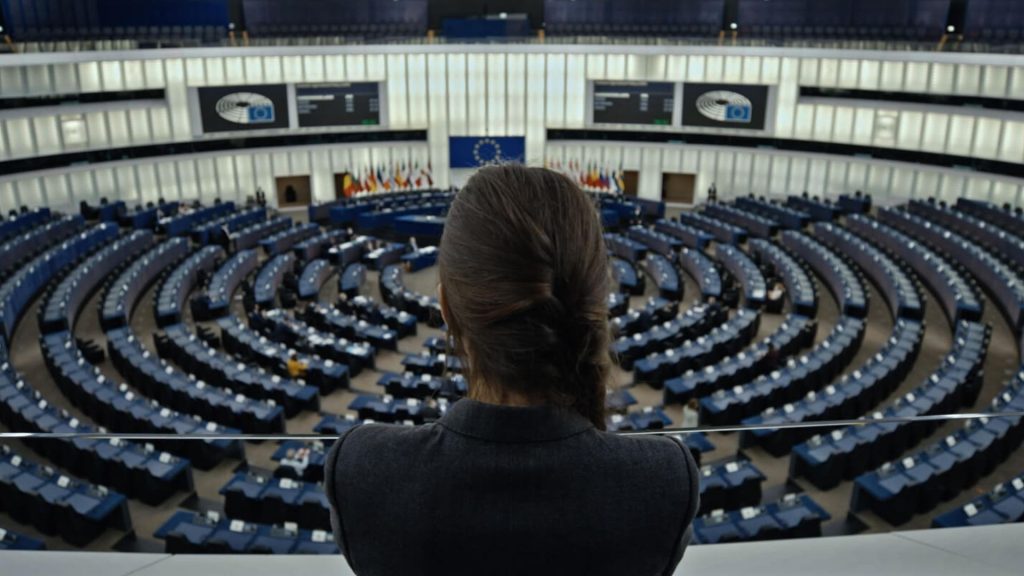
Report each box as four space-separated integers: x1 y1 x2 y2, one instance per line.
468 382 540 408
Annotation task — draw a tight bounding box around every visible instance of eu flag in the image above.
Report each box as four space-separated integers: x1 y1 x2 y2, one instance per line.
449 136 526 168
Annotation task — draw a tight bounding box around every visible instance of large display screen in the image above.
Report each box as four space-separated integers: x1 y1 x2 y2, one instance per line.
591 81 675 126
296 82 382 128
681 83 770 130
196 84 290 133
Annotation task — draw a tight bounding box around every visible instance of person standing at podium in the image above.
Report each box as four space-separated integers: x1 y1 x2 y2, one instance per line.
325 165 700 576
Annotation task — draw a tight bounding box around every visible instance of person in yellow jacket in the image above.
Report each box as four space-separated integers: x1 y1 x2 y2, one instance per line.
286 353 308 380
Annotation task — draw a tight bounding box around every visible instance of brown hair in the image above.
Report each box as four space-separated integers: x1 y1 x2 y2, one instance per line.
439 165 611 429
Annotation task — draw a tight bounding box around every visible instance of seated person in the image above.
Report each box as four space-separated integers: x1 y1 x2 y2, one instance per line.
286 353 308 380
325 165 700 576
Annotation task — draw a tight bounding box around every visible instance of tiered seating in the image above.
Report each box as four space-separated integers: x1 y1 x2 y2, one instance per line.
740 318 923 455
613 302 725 370
253 253 296 308
328 236 373 267
0 214 80 280
908 200 1024 272
609 296 679 337
297 259 333 300
197 250 259 319
850 367 1024 525
250 309 376 375
698 458 766 515
844 215 982 324
704 203 778 238
956 198 1024 239
0 208 50 243
932 471 1024 527
99 238 190 331
363 241 409 271
678 247 722 299
155 510 337 554
339 263 367 298
313 413 367 435
611 257 645 295
379 264 441 326
0 445 132 547
748 239 817 316
634 308 760 386
716 244 767 308
234 216 292 251
664 314 816 405
606 405 672 431
157 323 318 416
791 320 990 489
642 254 682 300
218 316 350 394
677 212 747 245
814 222 923 320
349 393 447 424
1 222 117 344
880 208 1024 332
654 219 713 249
221 471 330 530
155 246 224 327
604 233 648 262
261 223 319 256
303 303 400 351
699 316 866 426
107 327 284 433
780 230 868 318
191 207 266 245
400 247 439 272
786 195 843 221
335 295 418 338
376 371 467 400
40 230 154 334
692 493 830 544
161 202 234 236
0 360 194 505
735 196 810 229
272 441 328 482
0 526 45 550
292 228 349 262
837 193 871 213
627 226 683 258
400 349 462 376
42 329 243 468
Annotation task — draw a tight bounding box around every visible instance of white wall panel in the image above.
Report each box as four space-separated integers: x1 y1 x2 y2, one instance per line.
954 64 981 96
487 54 509 134
564 54 586 128
31 116 60 156
25 65 52 94
999 121 1024 163
544 54 567 128
262 56 283 83
920 113 950 154
945 115 975 157
982 66 1009 98
468 54 487 132
929 63 954 94
407 54 429 128
386 54 410 128
446 54 468 136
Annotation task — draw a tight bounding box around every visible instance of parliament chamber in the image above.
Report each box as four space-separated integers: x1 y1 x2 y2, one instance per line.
0 0 1023 574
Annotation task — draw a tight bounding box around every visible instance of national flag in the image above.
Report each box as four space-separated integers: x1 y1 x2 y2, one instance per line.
342 173 355 197
367 169 378 193
395 163 407 189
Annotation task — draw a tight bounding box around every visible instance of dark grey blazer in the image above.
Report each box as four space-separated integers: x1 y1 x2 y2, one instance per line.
324 399 700 576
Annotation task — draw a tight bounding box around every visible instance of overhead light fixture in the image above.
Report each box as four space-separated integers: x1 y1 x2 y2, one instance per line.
946 25 955 33
730 22 738 30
